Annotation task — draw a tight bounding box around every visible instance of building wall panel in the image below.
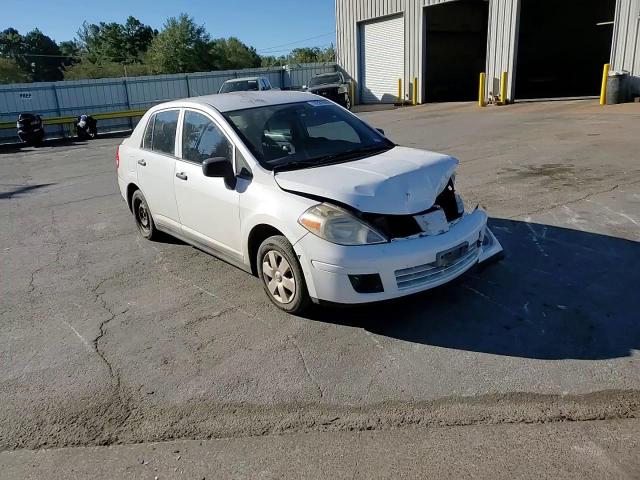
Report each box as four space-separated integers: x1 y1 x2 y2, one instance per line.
485 0 520 101
612 0 640 94
337 0 520 103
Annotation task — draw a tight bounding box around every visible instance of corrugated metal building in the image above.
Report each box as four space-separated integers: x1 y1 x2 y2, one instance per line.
336 0 640 104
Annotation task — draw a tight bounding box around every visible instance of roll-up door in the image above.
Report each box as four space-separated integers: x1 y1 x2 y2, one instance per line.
359 15 405 104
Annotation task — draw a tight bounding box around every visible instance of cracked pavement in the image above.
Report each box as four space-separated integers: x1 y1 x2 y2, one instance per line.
1 100 639 477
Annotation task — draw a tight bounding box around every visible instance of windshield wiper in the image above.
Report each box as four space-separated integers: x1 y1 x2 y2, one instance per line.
272 160 323 173
309 144 393 165
272 144 394 173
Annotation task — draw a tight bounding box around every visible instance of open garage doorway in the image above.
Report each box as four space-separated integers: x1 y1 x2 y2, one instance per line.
515 0 616 99
423 0 489 102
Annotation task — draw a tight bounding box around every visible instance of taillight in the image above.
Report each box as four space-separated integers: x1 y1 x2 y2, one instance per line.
115 146 120 170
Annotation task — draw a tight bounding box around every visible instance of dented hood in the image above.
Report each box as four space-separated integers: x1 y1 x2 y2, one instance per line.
274 146 458 215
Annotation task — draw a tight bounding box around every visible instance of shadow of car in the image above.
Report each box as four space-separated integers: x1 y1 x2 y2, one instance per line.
302 218 640 360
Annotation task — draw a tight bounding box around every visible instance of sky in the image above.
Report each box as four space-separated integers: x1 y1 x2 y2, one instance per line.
1 0 336 55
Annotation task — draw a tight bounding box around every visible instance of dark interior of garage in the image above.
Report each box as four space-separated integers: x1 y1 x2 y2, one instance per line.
515 0 616 99
423 0 488 102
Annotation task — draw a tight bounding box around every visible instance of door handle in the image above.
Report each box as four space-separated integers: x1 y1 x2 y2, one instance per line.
176 172 188 181
137 159 146 166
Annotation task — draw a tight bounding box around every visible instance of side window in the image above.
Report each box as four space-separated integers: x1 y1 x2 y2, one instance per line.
235 148 252 177
142 115 154 149
182 111 232 164
150 110 179 155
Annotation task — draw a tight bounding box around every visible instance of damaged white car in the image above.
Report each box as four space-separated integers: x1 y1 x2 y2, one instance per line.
117 91 503 313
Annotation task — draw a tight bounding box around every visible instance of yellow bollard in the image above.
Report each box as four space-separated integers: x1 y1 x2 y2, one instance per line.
600 63 610 106
413 77 418 105
478 72 487 107
499 72 508 105
398 78 403 105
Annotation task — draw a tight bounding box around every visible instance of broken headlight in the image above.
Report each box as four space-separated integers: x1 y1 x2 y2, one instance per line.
299 203 388 246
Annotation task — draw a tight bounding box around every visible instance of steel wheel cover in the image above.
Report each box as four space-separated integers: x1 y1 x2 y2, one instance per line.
262 250 296 304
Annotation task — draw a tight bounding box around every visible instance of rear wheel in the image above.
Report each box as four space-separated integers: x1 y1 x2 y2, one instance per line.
257 235 311 314
131 190 159 240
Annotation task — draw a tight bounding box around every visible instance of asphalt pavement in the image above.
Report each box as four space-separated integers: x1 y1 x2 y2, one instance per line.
1 99 639 478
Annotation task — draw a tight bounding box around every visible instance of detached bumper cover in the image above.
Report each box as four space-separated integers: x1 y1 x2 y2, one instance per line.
294 208 503 304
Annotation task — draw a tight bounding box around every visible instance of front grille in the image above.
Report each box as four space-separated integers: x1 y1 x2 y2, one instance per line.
314 88 340 101
360 180 462 240
395 243 479 290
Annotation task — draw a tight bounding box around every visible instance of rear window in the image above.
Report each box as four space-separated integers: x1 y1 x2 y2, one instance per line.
142 110 179 156
309 73 343 87
220 80 259 93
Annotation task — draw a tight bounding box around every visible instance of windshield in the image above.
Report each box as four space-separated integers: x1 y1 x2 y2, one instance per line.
309 74 342 87
219 79 259 93
224 100 394 171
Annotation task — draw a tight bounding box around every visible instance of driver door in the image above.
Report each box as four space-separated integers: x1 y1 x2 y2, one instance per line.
174 109 242 259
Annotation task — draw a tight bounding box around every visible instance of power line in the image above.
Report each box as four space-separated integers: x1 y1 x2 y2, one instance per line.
261 43 334 55
9 52 79 58
258 31 335 53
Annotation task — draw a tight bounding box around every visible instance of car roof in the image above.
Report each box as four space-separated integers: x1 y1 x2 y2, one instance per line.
158 91 319 113
314 72 340 77
222 76 264 82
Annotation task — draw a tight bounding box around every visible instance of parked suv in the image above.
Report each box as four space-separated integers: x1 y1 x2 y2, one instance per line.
218 76 273 94
304 72 351 109
117 91 503 313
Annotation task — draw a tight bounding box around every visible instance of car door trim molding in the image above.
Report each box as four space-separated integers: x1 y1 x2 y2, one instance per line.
155 220 250 273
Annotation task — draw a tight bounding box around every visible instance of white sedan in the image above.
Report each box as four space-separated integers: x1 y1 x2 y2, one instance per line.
116 91 503 313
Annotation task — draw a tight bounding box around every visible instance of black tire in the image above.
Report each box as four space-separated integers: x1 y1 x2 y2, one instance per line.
257 235 311 314
345 95 352 110
131 190 159 240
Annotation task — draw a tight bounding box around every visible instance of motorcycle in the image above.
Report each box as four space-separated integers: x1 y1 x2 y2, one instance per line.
17 113 45 146
75 115 98 140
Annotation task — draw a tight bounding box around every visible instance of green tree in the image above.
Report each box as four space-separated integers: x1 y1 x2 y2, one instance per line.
0 57 30 84
260 55 288 67
77 16 154 64
59 40 80 67
289 47 321 63
287 45 335 64
0 28 25 59
318 44 335 62
209 37 261 70
121 17 156 63
22 29 63 81
146 14 210 74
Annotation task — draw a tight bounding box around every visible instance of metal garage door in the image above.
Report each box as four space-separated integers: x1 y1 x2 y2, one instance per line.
359 15 405 104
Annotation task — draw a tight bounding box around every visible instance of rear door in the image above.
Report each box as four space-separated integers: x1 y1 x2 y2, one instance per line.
137 109 180 227
174 109 242 258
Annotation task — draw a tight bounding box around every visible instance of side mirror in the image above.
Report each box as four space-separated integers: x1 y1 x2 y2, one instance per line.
376 128 385 136
203 157 237 189
202 157 232 177
302 85 307 90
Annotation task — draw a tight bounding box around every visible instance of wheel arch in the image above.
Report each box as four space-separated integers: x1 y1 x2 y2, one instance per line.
247 224 286 276
126 182 140 213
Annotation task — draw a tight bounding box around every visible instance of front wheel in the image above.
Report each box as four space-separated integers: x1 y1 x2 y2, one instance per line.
257 235 311 314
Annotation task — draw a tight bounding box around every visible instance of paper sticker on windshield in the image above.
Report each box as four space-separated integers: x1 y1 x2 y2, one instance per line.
307 99 332 107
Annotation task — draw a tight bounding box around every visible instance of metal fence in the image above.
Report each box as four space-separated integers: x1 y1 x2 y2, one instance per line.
0 62 337 143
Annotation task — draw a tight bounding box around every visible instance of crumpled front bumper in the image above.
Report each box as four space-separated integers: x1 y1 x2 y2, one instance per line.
294 208 503 304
